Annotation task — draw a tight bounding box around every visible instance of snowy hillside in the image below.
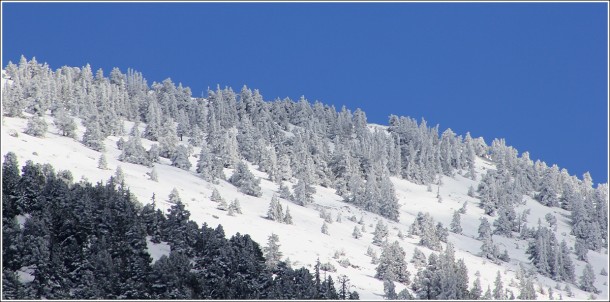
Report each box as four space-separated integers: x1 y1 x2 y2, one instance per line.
2 112 607 300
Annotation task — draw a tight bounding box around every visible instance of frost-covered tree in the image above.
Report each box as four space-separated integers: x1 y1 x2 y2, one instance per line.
263 233 282 271
450 211 462 234
53 107 76 138
158 117 179 158
293 177 315 206
493 271 504 300
229 161 261 197
82 116 105 151
229 198 242 214
372 220 389 246
25 114 48 137
410 247 427 268
579 263 597 293
375 241 410 284
210 188 222 203
171 145 191 171
383 280 398 300
321 222 329 235
114 165 125 184
149 166 158 182
120 125 150 166
352 226 363 239
470 276 483 300
267 195 284 222
478 217 492 240
284 206 293 225
97 153 108 170
196 143 224 182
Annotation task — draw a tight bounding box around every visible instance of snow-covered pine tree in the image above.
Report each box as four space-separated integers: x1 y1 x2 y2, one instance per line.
375 241 410 284
25 114 48 137
267 194 284 222
53 107 76 138
372 220 389 246
321 222 329 235
120 123 151 166
293 177 314 206
149 166 158 182
97 153 108 170
171 145 191 171
284 206 293 224
493 271 504 300
229 161 261 197
352 226 363 239
579 263 597 293
263 233 282 270
450 210 462 234
229 198 242 214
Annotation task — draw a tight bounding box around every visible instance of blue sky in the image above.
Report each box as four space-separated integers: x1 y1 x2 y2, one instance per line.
2 2 608 184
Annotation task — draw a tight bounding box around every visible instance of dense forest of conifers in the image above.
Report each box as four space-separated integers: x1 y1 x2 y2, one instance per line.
1 152 359 299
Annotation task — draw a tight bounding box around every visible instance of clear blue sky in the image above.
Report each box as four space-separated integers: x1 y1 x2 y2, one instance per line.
2 2 608 184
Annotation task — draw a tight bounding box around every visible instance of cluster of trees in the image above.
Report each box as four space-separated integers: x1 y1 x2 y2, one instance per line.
4 57 606 230
408 212 448 251
1 154 358 299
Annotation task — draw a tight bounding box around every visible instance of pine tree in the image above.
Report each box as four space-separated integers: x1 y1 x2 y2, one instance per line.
267 195 284 222
470 276 482 300
321 222 329 235
493 271 504 300
450 210 462 234
375 241 410 284
120 124 150 166
98 153 108 170
284 206 293 225
114 166 125 184
229 198 242 214
210 188 222 203
171 145 191 171
149 166 158 182
293 177 314 206
383 279 398 300
352 226 363 239
579 263 597 293
410 247 427 268
372 220 389 246
24 114 48 137
53 107 77 138
229 161 262 197
263 233 282 270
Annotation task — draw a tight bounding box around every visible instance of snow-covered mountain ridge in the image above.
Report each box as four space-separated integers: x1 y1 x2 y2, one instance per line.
1 59 608 300
2 112 607 300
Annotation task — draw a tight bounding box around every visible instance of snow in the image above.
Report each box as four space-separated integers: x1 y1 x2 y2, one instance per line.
145 236 171 263
1 113 607 300
16 267 35 284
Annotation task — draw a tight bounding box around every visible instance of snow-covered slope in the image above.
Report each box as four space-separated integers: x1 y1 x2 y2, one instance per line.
1 114 607 300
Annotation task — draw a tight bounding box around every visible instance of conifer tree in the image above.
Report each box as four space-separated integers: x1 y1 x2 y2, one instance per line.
25 114 48 137
263 233 282 271
372 220 389 246
97 153 108 170
450 210 462 234
321 222 329 235
229 198 242 214
579 263 597 293
53 107 77 138
284 206 293 225
267 195 284 222
375 241 410 284
352 226 363 239
493 271 504 300
149 166 158 182
171 145 191 171
229 161 262 197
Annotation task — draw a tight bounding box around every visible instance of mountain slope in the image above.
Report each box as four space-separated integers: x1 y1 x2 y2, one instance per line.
2 113 607 300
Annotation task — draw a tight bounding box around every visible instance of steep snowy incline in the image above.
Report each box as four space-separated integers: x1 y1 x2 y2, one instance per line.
1 113 607 300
